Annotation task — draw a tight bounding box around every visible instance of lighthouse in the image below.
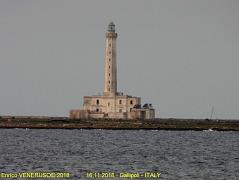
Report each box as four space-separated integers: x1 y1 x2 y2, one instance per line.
69 22 155 119
104 22 118 96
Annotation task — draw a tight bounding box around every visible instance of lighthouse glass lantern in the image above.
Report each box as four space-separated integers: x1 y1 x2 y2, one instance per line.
108 22 115 32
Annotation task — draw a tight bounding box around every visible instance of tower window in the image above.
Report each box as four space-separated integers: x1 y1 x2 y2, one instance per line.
96 99 99 105
119 100 122 104
109 65 110 69
108 88 110 91
109 43 111 47
96 108 99 112
108 102 110 106
109 73 110 76
130 100 133 105
109 58 111 61
109 51 111 54
108 81 110 84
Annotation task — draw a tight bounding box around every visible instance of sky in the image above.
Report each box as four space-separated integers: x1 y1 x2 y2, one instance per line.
0 0 238 119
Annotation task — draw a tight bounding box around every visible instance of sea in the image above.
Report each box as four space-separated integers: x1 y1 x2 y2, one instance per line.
0 129 238 180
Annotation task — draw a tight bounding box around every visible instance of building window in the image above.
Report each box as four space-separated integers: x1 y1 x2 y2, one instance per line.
96 99 99 105
109 81 110 84
96 108 99 112
108 88 110 91
108 102 110 106
109 43 111 47
130 100 133 105
109 73 110 76
109 65 110 69
119 109 122 113
119 100 122 104
109 58 111 61
109 51 111 54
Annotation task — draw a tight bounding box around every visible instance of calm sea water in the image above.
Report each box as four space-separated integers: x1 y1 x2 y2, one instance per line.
0 129 238 180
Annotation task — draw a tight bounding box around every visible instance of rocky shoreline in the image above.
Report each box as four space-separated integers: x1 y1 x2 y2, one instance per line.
0 118 238 131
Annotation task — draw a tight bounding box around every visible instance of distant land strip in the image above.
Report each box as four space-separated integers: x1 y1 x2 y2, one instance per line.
0 116 239 131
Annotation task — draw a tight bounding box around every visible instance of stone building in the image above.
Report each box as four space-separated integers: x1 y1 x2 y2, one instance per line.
70 22 155 119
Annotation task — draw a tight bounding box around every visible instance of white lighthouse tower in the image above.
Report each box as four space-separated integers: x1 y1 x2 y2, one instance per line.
104 22 117 96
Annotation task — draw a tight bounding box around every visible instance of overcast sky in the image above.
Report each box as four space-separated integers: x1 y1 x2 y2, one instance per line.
0 0 238 119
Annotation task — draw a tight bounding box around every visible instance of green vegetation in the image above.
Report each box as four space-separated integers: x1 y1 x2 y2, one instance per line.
0 118 238 131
